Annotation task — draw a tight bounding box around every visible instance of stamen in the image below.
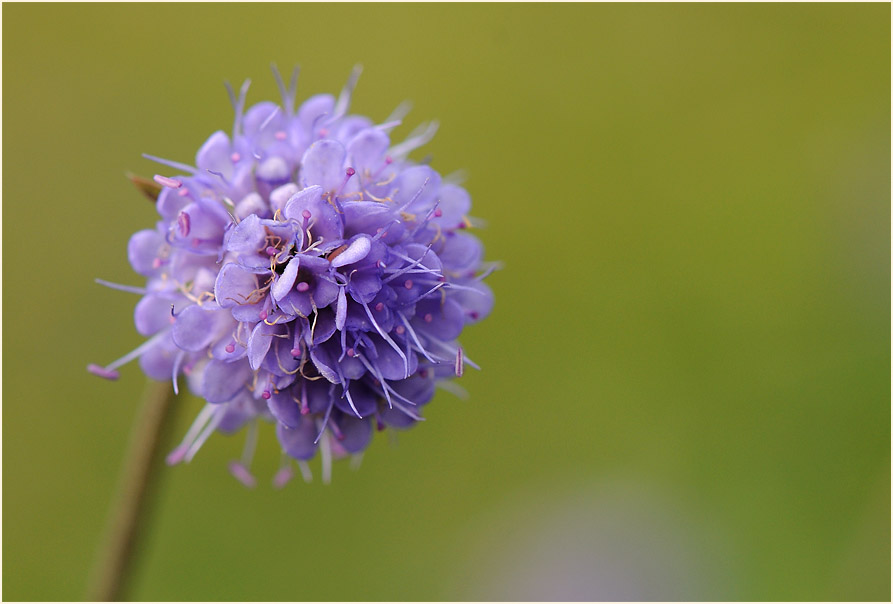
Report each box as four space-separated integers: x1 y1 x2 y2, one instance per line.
184 405 226 462
93 330 169 375
397 313 437 363
375 302 384 312
404 279 413 289
87 364 119 381
300 379 310 415
320 430 333 485
94 279 147 295
455 346 464 377
297 460 313 483
329 418 345 440
273 464 294 489
154 175 182 189
166 445 189 466
361 300 410 378
260 106 280 132
171 350 186 395
296 282 310 292
389 121 439 159
333 64 362 120
314 398 335 444
177 211 191 237
344 388 362 418
142 154 197 174
228 462 257 488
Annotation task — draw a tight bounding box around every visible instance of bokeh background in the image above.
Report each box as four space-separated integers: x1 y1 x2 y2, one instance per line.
3 3 890 601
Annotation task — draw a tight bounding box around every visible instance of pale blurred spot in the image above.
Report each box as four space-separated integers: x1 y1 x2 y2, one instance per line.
451 477 736 601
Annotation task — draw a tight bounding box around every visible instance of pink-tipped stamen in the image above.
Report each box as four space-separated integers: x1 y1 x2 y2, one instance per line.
228 461 257 488
87 364 120 381
273 465 294 489
153 175 182 189
166 445 189 466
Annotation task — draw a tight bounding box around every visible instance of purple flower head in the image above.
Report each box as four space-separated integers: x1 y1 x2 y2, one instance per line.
90 67 494 486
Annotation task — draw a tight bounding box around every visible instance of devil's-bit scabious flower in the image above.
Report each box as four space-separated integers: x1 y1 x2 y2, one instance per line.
89 67 494 487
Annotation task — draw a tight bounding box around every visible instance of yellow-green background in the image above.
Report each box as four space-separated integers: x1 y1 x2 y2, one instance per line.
3 3 889 601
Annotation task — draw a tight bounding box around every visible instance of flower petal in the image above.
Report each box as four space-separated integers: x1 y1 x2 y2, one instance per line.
201 359 252 403
196 130 233 180
300 140 346 192
271 257 300 301
214 263 260 309
330 235 371 268
267 391 302 429
277 419 318 461
173 305 219 351
128 229 164 276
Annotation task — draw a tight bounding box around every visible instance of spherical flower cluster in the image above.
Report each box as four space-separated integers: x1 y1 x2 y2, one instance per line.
90 67 494 486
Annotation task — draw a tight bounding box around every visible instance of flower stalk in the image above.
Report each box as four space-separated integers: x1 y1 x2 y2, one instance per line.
87 380 178 602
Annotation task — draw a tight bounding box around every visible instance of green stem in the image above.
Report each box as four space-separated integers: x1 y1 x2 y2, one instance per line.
87 380 178 602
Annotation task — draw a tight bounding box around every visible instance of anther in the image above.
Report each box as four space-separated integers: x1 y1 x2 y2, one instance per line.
152 258 163 269
375 302 384 312
347 348 356 357
177 211 191 237
470 311 480 320
266 246 278 256
275 130 287 141
230 152 241 163
404 279 413 289
225 342 236 353
177 187 190 197
273 465 294 489
228 461 257 488
434 208 443 217
262 389 271 400
259 310 268 320
338 167 356 193
424 313 433 323
166 445 189 466
301 209 312 220
87 364 120 381
290 347 301 357
153 175 182 189
296 282 310 292
395 325 405 335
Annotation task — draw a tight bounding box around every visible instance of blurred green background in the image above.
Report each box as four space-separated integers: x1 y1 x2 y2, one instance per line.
3 3 890 601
